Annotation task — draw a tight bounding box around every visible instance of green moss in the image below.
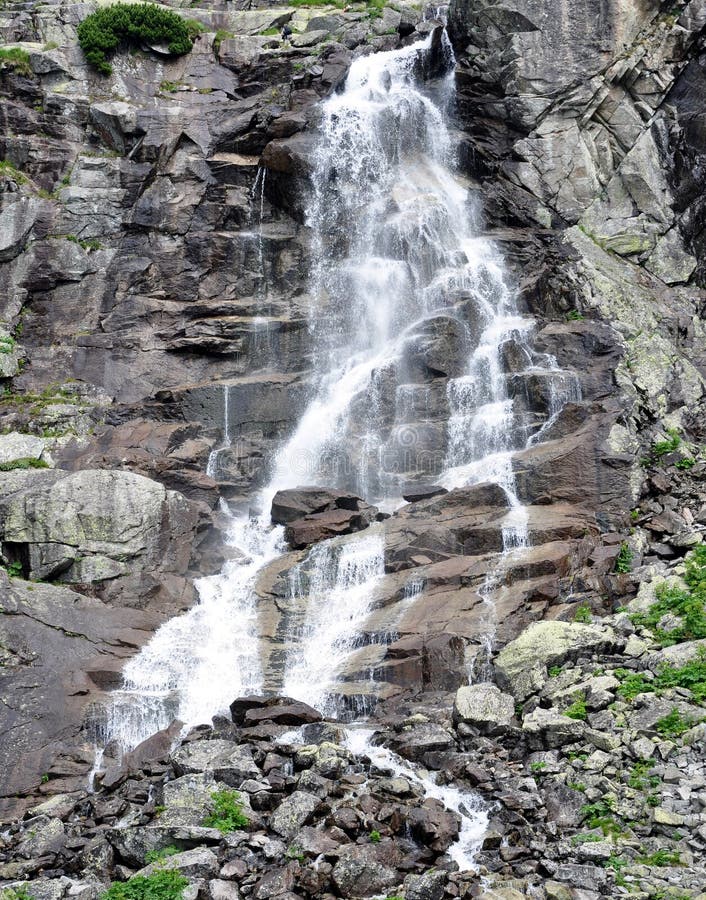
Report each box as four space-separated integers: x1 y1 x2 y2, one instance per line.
202 790 248 833
0 46 32 76
77 3 194 75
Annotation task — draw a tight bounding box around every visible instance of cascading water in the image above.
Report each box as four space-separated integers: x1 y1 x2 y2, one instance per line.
91 24 580 868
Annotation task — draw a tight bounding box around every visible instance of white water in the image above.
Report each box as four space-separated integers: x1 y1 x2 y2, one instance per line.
205 383 231 479
92 28 580 868
346 727 489 871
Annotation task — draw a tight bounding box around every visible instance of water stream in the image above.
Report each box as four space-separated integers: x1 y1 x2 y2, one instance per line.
90 25 578 869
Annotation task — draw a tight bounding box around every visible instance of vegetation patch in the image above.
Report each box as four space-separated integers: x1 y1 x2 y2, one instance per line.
0 457 49 472
655 707 701 738
202 790 248 832
0 160 28 184
630 545 706 646
77 3 194 75
614 542 633 574
213 28 234 52
101 870 188 900
616 649 706 704
0 47 32 76
144 846 181 864
563 693 588 720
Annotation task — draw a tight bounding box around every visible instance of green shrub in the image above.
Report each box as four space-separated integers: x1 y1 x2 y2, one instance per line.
1 889 35 900
655 708 700 738
614 542 633 574
0 47 32 76
202 790 248 832
77 3 194 75
369 829 381 843
627 759 660 791
101 870 188 900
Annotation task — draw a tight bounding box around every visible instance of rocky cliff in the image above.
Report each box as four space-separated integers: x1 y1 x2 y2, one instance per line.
1 0 706 897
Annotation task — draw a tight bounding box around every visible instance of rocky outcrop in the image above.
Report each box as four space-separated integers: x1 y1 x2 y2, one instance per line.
270 486 382 548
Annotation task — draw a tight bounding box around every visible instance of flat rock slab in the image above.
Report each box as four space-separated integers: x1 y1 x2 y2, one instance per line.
453 683 515 733
494 621 620 701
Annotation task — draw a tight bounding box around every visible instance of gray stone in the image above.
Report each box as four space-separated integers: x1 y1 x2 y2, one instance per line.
269 791 321 840
453 683 515 733
495 621 618 700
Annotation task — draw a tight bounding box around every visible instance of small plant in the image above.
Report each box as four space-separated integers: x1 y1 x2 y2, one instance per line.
213 28 234 52
202 790 248 833
40 773 49 784
0 457 49 472
66 234 102 251
630 547 706 646
604 854 629 885
581 797 621 837
77 3 194 75
144 846 180 864
568 781 586 792
566 310 585 321
630 507 640 522
614 542 633 574
0 47 32 76
530 761 547 774
651 428 681 460
563 694 588 721
0 335 15 354
573 604 592 623
1 888 35 900
548 665 562 677
637 848 681 867
0 160 28 184
42 40 59 51
655 708 700 739
628 759 660 791
369 829 381 843
3 561 23 577
571 832 603 845
100 870 188 900
285 845 305 862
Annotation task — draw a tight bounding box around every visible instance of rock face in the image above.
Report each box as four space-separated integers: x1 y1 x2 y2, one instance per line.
1 1 706 897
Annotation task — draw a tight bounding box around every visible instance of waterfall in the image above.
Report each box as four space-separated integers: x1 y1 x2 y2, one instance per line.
90 27 581 868
206 383 231 480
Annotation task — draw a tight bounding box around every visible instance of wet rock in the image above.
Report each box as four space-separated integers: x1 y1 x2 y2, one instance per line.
271 487 381 549
230 696 322 726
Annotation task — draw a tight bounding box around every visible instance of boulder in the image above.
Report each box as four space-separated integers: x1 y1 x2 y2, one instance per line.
270 486 380 549
0 468 201 585
136 846 219 879
494 621 619 700
331 843 400 897
453 684 515 733
522 708 586 749
269 791 322 840
229 696 322 726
